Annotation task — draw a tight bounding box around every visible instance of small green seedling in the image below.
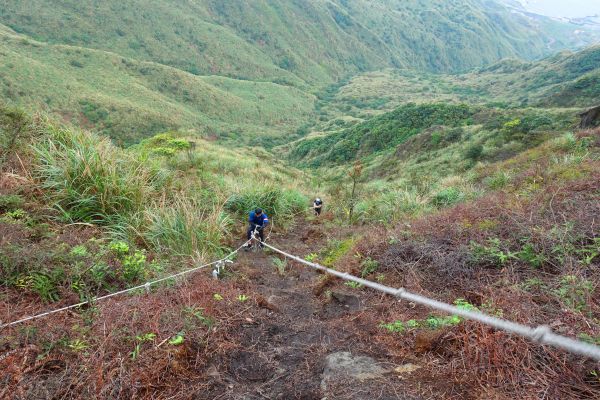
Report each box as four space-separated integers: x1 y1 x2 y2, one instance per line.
169 334 185 346
70 245 88 257
305 253 318 262
213 293 223 301
345 281 363 289
5 209 26 220
109 241 130 257
272 257 287 275
237 294 249 302
67 339 88 352
131 332 156 360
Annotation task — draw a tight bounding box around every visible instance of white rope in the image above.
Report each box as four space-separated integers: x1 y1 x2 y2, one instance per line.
0 241 250 330
260 238 600 361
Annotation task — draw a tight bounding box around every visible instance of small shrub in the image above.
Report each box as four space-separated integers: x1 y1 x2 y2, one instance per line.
465 143 484 161
345 281 363 289
445 127 463 143
169 334 185 346
69 60 84 68
321 239 355 267
16 271 63 302
431 187 463 207
67 339 89 352
131 332 156 360
380 299 476 333
110 241 130 257
485 171 511 189
182 306 213 327
305 253 318 262
360 257 379 277
0 194 24 212
522 277 547 291
554 275 594 313
272 257 287 276
516 242 546 268
88 262 113 289
70 245 88 257
3 209 26 220
122 250 147 282
469 238 516 267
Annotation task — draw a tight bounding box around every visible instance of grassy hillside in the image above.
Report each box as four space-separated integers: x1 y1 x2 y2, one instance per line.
2 105 598 398
1 1 597 146
0 26 315 144
288 103 578 222
0 105 311 259
310 45 600 126
0 0 588 87
341 128 600 399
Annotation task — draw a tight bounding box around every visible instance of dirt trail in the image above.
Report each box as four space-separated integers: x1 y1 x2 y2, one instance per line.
213 220 412 400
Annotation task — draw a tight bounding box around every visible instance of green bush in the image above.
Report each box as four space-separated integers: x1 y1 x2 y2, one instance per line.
0 194 24 212
122 250 147 282
290 103 473 166
431 187 463 207
469 238 516 267
16 270 64 303
554 275 594 313
464 143 484 161
360 257 379 277
485 171 511 190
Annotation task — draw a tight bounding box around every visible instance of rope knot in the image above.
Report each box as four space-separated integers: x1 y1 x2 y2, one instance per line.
532 325 551 343
144 282 151 293
395 288 406 298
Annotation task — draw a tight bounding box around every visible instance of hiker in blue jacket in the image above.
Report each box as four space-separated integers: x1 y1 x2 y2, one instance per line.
246 208 269 247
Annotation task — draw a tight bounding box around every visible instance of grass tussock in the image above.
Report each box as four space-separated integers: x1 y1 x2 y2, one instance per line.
33 125 167 225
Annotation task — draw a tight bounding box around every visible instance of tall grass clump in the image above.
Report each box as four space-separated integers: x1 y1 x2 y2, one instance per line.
144 196 232 258
342 189 431 225
225 184 308 225
33 125 169 225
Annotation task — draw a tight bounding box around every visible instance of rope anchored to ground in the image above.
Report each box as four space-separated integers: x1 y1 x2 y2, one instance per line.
258 235 600 362
4 229 600 363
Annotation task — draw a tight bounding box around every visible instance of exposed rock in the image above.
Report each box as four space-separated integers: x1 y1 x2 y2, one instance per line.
394 363 421 374
321 352 390 390
330 290 361 310
580 105 600 128
206 365 221 380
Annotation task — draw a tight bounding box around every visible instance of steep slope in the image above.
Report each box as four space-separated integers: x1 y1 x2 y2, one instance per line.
2 106 599 398
0 0 587 86
0 26 315 144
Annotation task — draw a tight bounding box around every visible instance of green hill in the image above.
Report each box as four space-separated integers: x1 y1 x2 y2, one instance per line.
1 1 597 145
0 0 589 86
307 45 600 131
0 26 315 144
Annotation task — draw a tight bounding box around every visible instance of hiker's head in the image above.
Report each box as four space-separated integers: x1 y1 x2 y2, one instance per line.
255 208 263 216
316 198 321 202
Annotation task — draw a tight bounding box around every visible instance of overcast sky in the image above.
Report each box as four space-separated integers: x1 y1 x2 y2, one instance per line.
520 0 600 18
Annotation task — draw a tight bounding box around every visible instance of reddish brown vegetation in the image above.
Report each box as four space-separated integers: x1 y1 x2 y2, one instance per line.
343 132 600 399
